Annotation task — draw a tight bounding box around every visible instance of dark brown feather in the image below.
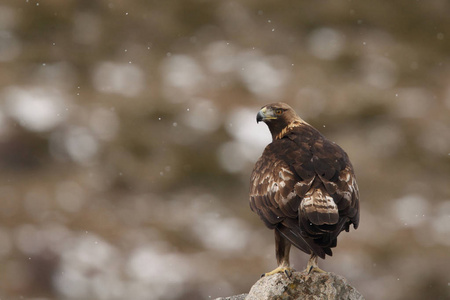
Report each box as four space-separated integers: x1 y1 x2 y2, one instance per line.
250 104 359 259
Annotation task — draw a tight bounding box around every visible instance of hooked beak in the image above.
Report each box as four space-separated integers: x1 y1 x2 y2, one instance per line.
256 107 276 123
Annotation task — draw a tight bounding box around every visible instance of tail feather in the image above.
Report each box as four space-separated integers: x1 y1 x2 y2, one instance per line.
277 223 327 259
301 188 339 226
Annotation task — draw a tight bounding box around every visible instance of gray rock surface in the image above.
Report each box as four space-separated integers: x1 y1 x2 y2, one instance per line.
216 271 364 300
215 294 248 300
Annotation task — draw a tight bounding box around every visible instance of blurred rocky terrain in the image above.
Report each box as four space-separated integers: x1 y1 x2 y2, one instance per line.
0 1 449 299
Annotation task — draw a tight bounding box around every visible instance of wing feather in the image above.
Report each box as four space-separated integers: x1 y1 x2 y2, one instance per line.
250 124 360 258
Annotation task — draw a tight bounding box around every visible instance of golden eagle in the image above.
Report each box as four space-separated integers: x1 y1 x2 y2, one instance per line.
249 102 360 276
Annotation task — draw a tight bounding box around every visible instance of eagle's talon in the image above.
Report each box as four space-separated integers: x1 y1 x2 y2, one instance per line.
305 254 327 274
284 269 293 278
263 266 295 277
307 266 326 274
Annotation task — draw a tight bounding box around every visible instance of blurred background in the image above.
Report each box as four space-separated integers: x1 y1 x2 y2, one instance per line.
0 0 449 299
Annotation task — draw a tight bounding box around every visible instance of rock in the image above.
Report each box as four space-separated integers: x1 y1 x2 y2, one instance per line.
246 271 364 300
216 271 364 300
214 294 248 300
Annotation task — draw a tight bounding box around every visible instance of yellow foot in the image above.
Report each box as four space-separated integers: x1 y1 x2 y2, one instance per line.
306 266 327 274
304 254 327 274
261 266 295 278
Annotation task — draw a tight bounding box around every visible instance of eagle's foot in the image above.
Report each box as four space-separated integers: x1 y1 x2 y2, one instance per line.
261 266 295 278
304 254 327 275
307 266 327 274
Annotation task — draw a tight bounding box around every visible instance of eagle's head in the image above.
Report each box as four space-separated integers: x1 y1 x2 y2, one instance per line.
257 102 305 140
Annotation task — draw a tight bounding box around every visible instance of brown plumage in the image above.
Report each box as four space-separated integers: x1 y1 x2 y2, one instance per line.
249 102 359 276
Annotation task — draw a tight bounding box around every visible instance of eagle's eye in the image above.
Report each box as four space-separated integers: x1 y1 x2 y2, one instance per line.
275 109 283 115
